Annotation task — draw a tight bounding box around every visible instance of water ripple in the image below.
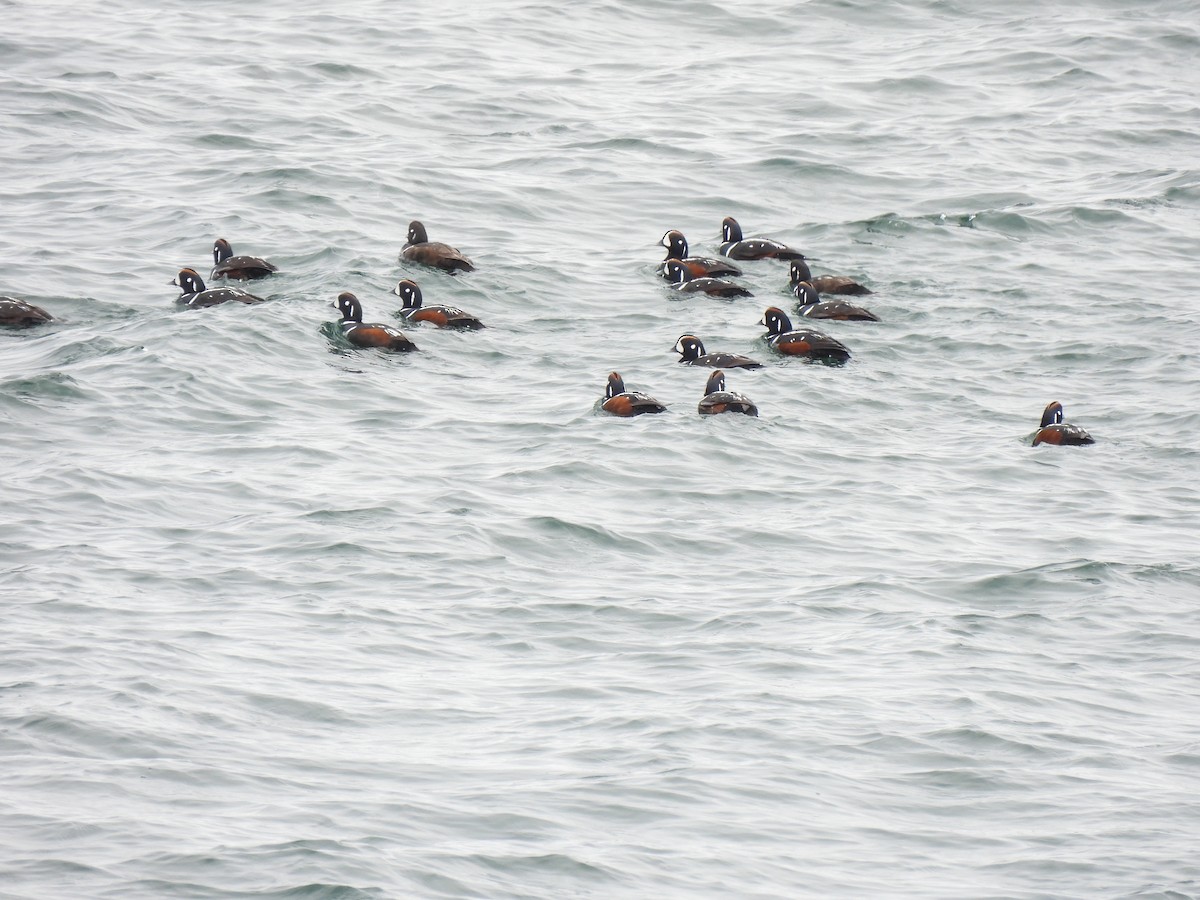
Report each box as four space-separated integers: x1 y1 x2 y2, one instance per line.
3 0 1200 897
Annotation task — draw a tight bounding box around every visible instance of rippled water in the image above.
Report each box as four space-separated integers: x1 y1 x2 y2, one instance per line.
3 0 1200 897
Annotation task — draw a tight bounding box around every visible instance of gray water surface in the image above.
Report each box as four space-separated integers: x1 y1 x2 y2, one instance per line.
3 1 1200 897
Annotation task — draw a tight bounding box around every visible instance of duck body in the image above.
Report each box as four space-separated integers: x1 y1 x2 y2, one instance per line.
793 281 879 322
334 292 418 352
658 230 742 278
400 220 474 273
0 296 54 327
674 334 764 370
601 372 666 417
663 260 752 298
211 238 278 280
719 217 805 261
392 280 484 329
760 306 851 363
698 370 758 416
789 259 872 296
173 268 265 308
1032 401 1094 446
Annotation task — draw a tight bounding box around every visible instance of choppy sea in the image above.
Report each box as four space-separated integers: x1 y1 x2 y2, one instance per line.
3 0 1200 897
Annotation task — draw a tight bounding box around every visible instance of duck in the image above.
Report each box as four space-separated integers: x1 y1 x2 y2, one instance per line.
788 259 872 296
210 238 278 280
601 371 666 417
793 281 879 321
0 296 54 327
719 217 806 261
333 291 418 352
698 370 758 417
674 334 764 369
392 279 484 329
1032 401 1094 446
663 259 753 298
173 268 266 308
658 230 741 278
760 306 851 363
400 220 474 273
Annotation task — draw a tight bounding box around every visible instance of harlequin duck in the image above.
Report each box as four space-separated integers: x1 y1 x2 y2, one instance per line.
1032 401 1094 446
719 217 806 260
0 296 54 327
333 292 418 352
760 307 851 363
698 370 758 417
658 230 742 278
173 268 266 308
400 220 474 273
793 281 879 321
211 238 278 280
392 279 484 329
601 371 666 417
789 259 872 296
674 334 764 369
663 259 753 298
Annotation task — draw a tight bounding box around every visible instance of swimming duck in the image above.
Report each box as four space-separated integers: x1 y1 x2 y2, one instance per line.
173 268 265 307
793 281 879 321
0 296 54 327
393 279 484 329
719 217 805 260
658 229 742 278
400 220 474 273
333 291 419 352
788 259 872 296
1032 401 1094 446
211 238 278 280
760 306 851 363
601 371 666 416
674 334 764 369
663 259 753 298
698 370 758 416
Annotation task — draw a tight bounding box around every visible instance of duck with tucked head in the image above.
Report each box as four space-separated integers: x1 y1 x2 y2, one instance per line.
698 370 758 417
333 291 418 352
392 279 484 329
793 281 879 322
760 306 851 363
0 296 54 327
658 229 742 278
400 220 474 273
211 238 278 280
1032 401 1094 446
663 259 753 298
789 259 872 296
173 268 266 308
601 372 666 417
674 334 764 369
719 217 806 261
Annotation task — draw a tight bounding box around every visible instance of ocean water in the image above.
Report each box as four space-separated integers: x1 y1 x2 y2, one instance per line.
3 0 1200 897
